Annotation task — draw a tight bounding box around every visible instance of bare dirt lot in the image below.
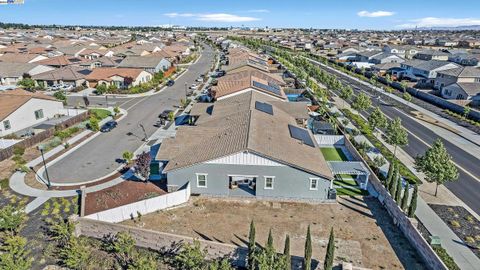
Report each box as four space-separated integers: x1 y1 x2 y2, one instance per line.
122 196 425 269
84 180 167 215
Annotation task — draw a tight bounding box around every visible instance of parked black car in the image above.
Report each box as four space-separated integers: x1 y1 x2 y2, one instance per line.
167 79 175 86
158 109 173 120
100 120 117 132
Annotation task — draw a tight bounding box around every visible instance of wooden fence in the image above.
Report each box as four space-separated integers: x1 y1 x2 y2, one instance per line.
0 112 89 162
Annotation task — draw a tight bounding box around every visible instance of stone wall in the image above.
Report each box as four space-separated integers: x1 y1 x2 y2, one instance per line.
71 215 312 269
343 137 448 270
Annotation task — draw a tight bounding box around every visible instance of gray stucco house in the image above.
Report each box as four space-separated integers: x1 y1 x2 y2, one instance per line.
156 91 335 201
118 55 171 73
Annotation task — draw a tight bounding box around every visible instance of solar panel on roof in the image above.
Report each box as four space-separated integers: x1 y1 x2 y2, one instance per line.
252 81 282 96
255 101 273 115
288 124 315 147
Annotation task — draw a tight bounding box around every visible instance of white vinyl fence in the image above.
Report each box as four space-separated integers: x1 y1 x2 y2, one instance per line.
314 135 345 147
84 183 190 223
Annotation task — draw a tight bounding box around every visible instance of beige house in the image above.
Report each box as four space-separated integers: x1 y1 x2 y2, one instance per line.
86 68 152 88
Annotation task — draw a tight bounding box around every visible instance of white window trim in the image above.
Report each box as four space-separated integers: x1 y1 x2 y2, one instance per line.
196 173 208 188
264 176 275 190
309 178 319 190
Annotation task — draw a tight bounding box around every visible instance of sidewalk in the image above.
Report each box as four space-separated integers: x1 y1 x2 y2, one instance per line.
307 57 480 149
332 97 480 269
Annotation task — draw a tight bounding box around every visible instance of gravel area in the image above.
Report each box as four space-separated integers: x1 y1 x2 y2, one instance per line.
429 204 480 259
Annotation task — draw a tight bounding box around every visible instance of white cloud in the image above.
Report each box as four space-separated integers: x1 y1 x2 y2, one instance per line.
163 13 260 22
248 9 270 13
163 13 195 18
397 17 480 28
358 10 395 18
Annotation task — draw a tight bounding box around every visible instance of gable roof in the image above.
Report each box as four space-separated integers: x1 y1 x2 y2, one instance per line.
0 62 39 77
438 66 480 78
118 56 168 69
158 91 333 179
0 89 58 121
85 67 148 81
32 66 91 81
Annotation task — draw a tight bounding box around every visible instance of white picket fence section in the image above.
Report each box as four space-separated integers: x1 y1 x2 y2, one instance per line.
314 135 345 147
84 183 191 223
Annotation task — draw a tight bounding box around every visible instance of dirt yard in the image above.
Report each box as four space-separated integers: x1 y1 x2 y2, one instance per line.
122 196 425 269
84 180 167 215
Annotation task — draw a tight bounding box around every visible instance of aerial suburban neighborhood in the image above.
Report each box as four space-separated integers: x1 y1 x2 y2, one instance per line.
0 1 479 270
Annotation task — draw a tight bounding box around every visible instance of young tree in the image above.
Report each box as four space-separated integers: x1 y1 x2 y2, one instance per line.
339 85 353 107
400 184 410 211
372 156 386 171
60 237 91 270
367 107 387 133
17 78 35 91
0 235 33 270
408 185 418 218
395 175 403 203
247 220 256 270
128 252 158 270
304 225 312 270
134 152 152 181
113 106 120 116
266 229 274 251
208 258 234 270
415 139 458 196
105 231 136 268
463 106 471 119
174 240 207 270
403 92 412 104
385 161 395 187
122 151 134 164
352 92 372 112
385 117 408 158
88 116 99 131
389 169 399 198
324 228 335 270
284 235 291 269
0 204 27 235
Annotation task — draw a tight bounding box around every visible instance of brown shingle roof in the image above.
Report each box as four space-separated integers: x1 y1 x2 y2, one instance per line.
85 67 147 81
0 89 58 121
158 91 332 179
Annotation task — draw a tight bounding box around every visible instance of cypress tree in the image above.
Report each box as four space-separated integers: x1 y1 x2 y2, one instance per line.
408 185 418 218
266 228 274 251
304 225 312 270
400 184 410 211
248 220 256 270
388 161 399 192
324 228 335 270
389 174 397 198
395 175 403 203
284 235 291 270
385 161 395 187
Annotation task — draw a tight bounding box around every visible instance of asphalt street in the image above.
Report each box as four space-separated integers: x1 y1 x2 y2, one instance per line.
318 63 480 215
46 45 216 184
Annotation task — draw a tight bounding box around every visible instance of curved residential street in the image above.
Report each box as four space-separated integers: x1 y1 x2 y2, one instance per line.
45 45 216 184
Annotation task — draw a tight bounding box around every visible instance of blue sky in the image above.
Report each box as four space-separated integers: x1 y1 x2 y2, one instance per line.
0 0 479 29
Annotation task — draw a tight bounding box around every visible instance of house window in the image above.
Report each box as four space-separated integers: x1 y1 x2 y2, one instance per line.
3 120 11 130
264 176 274 189
196 174 207 188
310 178 319 190
34 109 44 120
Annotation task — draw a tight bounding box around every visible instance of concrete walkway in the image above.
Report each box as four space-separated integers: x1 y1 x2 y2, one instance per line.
331 96 480 269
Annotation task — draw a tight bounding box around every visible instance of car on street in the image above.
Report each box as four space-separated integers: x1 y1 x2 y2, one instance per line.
100 120 117 132
167 79 175 86
189 84 198 90
158 109 173 120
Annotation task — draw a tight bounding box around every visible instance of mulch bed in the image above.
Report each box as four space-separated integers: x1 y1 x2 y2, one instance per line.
84 180 167 215
429 204 480 258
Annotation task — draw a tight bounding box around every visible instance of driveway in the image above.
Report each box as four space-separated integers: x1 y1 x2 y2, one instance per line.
46 45 216 184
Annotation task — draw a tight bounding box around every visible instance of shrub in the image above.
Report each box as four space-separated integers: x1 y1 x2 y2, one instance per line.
450 220 460 228
465 236 475 244
432 246 460 270
13 145 25 156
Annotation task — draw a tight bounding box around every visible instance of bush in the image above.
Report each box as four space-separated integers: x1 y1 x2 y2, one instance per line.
13 145 25 156
450 220 461 228
432 246 460 270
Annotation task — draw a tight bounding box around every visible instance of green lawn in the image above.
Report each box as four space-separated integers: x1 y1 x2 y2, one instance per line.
320 147 348 161
336 188 369 196
89 108 112 120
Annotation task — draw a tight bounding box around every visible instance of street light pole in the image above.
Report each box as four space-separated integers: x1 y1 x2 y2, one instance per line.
138 123 148 142
184 82 188 99
39 147 51 189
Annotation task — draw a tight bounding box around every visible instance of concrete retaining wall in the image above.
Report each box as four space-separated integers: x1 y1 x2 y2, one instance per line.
343 138 448 270
84 183 190 223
